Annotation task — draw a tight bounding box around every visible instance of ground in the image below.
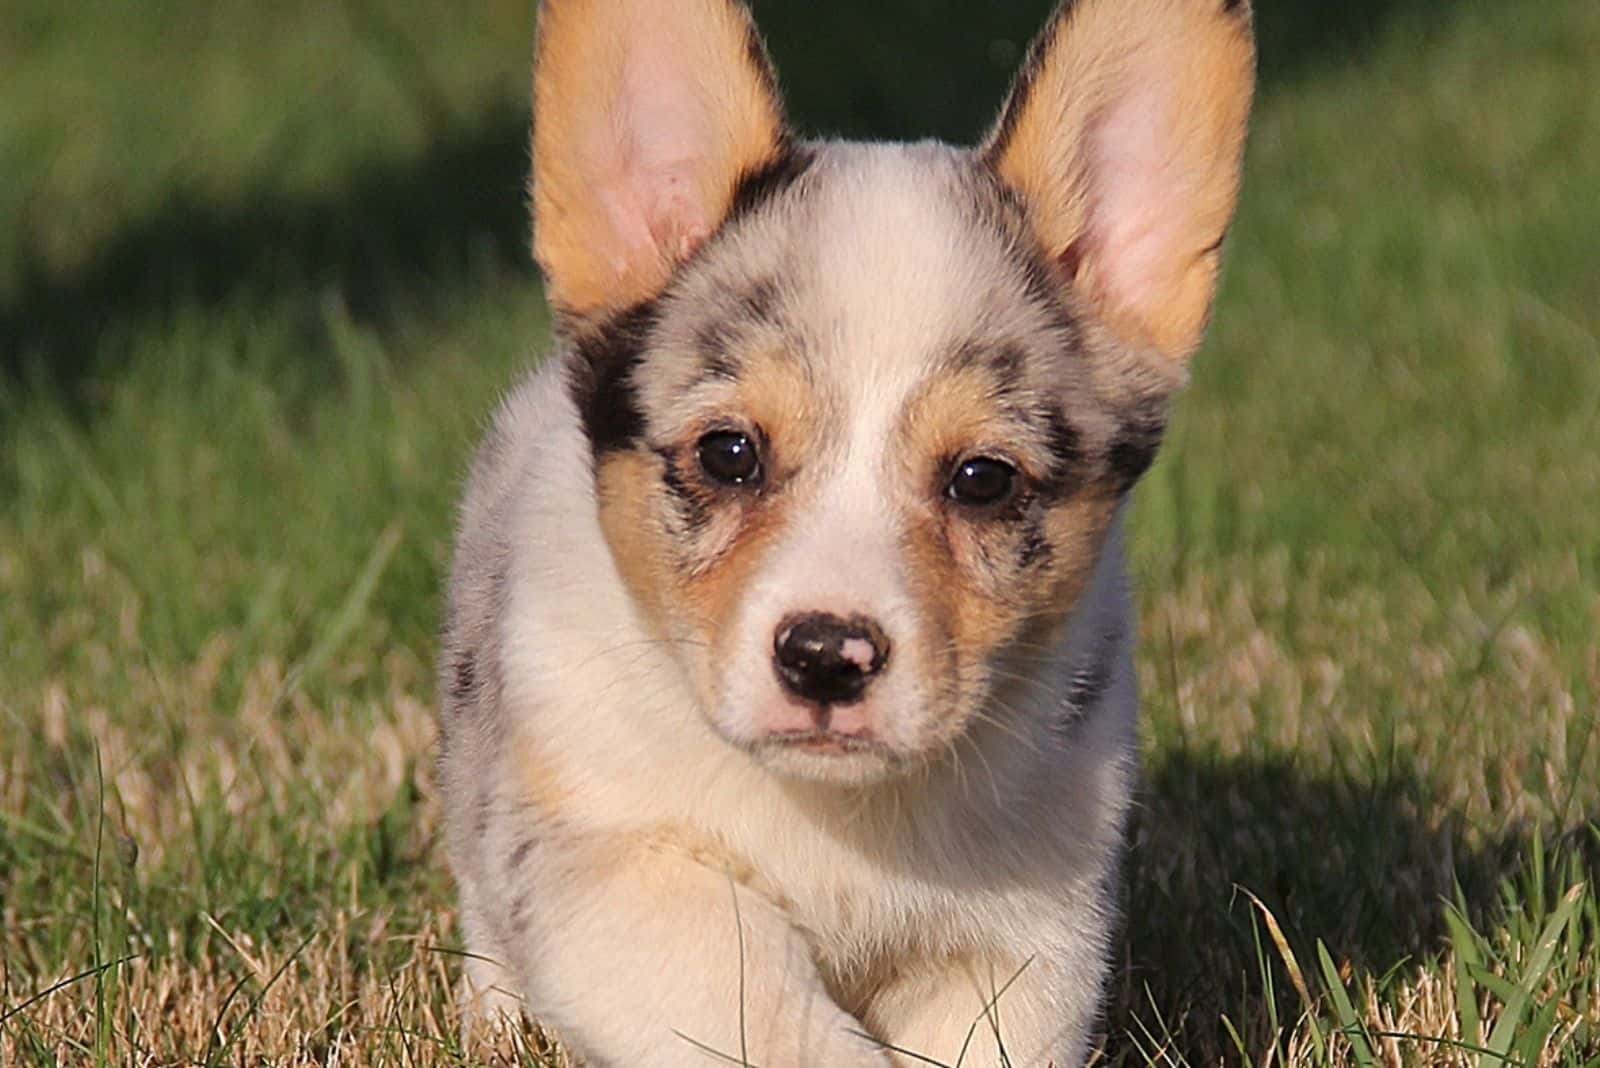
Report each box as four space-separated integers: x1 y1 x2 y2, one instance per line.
1 0 1597 1063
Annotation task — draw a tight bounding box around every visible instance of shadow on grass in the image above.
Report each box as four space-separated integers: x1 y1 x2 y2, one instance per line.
2 0 1462 410
0 102 535 410
1107 750 1593 1059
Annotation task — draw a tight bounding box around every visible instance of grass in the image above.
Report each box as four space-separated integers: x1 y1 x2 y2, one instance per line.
2 0 1597 1063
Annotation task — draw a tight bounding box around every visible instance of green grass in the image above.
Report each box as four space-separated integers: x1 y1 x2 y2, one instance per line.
2 0 1598 1063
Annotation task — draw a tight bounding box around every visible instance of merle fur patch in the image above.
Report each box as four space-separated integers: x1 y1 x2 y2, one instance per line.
449 649 477 702
1062 623 1125 726
568 301 661 456
1105 398 1169 492
656 447 713 536
688 277 784 383
1064 649 1113 715
1017 522 1053 570
727 144 816 223
1039 406 1086 500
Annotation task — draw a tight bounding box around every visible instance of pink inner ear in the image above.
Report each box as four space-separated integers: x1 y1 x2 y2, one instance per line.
587 43 719 282
641 161 713 262
594 162 711 282
1083 71 1195 326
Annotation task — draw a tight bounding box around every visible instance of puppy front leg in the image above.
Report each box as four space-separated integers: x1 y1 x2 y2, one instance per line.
510 844 891 1068
871 957 1090 1068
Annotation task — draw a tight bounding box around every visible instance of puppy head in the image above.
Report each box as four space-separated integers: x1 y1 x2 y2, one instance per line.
531 0 1254 784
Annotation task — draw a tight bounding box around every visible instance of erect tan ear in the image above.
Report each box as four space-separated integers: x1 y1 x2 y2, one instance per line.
984 0 1255 364
530 0 788 322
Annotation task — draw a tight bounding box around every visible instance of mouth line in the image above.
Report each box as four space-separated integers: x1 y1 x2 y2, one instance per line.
759 729 887 757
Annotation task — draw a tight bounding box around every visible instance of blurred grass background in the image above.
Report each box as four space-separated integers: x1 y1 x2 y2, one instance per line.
2 0 1597 1063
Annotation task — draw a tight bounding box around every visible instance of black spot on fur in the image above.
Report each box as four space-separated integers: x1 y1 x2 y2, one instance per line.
568 301 661 456
449 650 476 702
941 337 995 376
958 164 1090 370
1107 436 1160 490
1064 648 1114 713
1058 623 1126 732
657 448 712 535
690 277 783 382
948 337 1031 392
508 837 535 870
1045 408 1082 468
740 277 780 324
1106 400 1169 492
695 318 741 380
472 795 490 839
989 342 1030 386
1038 407 1086 500
946 338 986 372
727 144 815 223
1018 523 1053 569
1025 265 1081 345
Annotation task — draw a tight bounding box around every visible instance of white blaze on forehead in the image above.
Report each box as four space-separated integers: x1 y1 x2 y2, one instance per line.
731 148 1010 666
776 144 1025 523
715 146 1017 747
754 145 1022 596
802 145 1010 398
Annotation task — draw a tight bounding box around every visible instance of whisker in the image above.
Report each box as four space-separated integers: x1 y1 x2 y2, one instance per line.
966 704 1046 758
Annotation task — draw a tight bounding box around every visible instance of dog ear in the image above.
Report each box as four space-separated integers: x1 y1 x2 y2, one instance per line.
530 0 788 322
984 0 1254 366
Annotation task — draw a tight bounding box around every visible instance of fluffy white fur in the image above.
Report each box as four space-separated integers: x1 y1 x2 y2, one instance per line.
438 1 1253 1064
452 353 1136 1066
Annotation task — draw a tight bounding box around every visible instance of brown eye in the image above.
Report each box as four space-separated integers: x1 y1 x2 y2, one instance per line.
947 457 1018 507
697 430 762 486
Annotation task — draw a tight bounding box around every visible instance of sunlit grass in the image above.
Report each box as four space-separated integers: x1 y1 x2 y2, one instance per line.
2 0 1597 1063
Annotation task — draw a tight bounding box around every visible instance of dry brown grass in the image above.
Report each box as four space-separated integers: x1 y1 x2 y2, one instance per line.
4 0 1598 1062
3 564 1594 1064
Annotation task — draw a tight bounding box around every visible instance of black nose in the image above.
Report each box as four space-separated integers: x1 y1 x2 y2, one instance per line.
772 613 890 706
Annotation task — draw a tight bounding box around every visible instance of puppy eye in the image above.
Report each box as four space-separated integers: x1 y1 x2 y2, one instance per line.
697 430 762 486
947 457 1018 508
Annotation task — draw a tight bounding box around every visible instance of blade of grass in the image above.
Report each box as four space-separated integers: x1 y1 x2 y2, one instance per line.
275 520 402 705
1244 889 1326 1063
204 929 318 1068
955 955 1032 1068
1484 883 1584 1062
1316 940 1376 1067
1445 898 1486 1050
0 954 143 1027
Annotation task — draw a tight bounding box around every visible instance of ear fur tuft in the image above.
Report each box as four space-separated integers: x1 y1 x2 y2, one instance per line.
985 0 1255 363
531 0 788 321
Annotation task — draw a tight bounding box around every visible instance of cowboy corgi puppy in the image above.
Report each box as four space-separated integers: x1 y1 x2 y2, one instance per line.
439 0 1254 1063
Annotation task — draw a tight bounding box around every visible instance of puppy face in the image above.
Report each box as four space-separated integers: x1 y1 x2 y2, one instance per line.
577 146 1156 783
531 0 1253 784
